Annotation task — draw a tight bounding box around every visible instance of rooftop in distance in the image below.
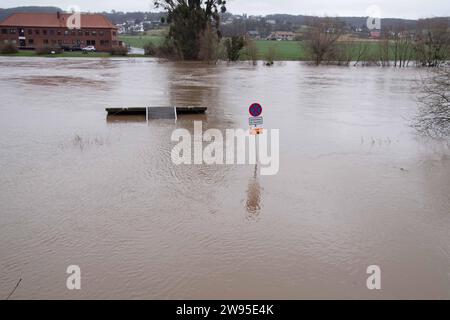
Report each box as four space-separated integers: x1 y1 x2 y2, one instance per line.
0 12 117 29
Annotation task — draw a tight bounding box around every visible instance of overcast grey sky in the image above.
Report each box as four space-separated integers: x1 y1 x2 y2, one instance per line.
1 0 450 19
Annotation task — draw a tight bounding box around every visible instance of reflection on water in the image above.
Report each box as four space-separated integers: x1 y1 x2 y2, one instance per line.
106 115 147 123
17 75 107 87
0 57 449 299
246 164 262 218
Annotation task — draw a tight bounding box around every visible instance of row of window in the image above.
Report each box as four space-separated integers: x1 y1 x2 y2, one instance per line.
24 39 114 46
1 28 116 37
1 28 17 34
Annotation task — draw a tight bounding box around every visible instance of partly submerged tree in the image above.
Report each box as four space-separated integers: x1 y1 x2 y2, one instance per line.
224 36 245 61
414 68 450 137
415 18 450 67
154 0 227 60
304 17 344 66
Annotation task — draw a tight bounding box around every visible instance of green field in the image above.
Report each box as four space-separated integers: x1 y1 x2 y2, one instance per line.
118 35 306 60
118 35 393 61
0 37 422 61
248 40 415 61
252 40 306 60
119 35 165 48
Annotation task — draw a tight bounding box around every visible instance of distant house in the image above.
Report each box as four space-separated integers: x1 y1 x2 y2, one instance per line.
116 23 126 34
249 15 262 22
0 12 120 51
369 30 381 39
266 19 276 25
246 30 260 40
267 31 295 41
222 18 234 25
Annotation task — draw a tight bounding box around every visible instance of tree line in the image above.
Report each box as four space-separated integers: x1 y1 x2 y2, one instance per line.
304 17 450 67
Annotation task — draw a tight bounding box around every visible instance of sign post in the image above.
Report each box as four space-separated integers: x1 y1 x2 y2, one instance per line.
249 103 264 136
249 103 264 171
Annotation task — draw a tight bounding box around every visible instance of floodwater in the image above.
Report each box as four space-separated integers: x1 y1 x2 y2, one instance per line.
0 57 449 299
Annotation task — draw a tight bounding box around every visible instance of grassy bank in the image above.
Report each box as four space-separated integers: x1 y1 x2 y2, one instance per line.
0 39 427 61
118 35 397 61
118 35 306 60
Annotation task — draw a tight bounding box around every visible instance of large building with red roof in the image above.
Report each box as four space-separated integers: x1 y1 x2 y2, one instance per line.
0 12 121 51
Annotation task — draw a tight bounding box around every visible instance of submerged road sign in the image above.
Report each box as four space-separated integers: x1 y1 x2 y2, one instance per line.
250 128 264 135
249 103 264 135
249 103 263 117
249 116 264 127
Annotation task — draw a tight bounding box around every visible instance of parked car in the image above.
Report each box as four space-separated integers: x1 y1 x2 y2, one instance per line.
82 46 96 52
61 45 82 52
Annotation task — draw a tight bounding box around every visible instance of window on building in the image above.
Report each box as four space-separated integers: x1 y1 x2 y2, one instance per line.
91 40 96 46
43 39 49 45
58 40 62 45
85 31 90 36
28 39 34 45
78 30 83 36
112 31 117 36
10 28 16 34
51 40 57 44
35 29 40 35
27 29 32 35
64 30 69 36
99 31 104 36
1 29 7 34
43 30 47 35
92 31 97 36
57 30 61 36
49 29 55 35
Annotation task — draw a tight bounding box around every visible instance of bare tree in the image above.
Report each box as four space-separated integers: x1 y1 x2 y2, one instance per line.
353 40 370 66
305 17 344 66
414 18 450 67
378 36 390 67
391 23 414 68
414 68 450 137
264 43 277 66
334 41 354 66
244 39 259 66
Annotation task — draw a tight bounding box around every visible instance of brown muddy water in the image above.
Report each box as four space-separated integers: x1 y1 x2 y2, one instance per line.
0 57 449 299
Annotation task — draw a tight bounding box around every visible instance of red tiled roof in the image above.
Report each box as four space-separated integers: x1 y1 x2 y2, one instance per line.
0 12 117 29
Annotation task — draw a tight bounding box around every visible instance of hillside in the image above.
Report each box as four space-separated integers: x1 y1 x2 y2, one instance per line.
0 6 62 22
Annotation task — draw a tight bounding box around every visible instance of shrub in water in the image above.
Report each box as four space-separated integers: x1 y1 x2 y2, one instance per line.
224 36 245 62
143 42 156 56
156 38 180 60
110 46 128 56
